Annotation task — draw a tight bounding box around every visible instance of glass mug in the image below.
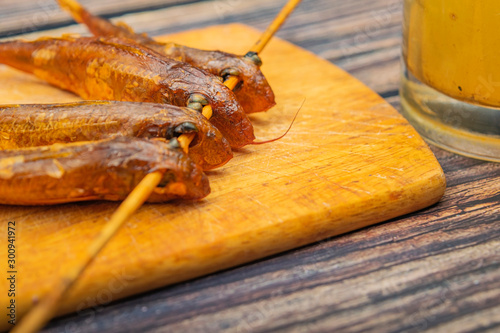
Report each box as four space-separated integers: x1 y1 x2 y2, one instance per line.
400 0 500 162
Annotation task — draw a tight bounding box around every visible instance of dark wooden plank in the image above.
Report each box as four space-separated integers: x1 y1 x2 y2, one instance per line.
0 0 199 37
0 0 499 332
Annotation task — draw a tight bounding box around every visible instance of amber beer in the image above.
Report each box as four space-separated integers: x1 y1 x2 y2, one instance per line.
401 0 500 161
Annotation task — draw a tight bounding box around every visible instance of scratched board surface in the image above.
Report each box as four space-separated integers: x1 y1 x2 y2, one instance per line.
0 24 445 329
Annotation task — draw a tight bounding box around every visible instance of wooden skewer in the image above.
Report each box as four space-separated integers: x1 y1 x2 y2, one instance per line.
177 134 195 153
11 171 164 333
14 0 303 330
223 0 303 87
13 111 214 333
249 0 302 54
201 104 213 119
224 76 240 91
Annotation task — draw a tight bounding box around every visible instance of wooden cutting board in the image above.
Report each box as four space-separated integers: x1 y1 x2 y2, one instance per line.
0 24 445 330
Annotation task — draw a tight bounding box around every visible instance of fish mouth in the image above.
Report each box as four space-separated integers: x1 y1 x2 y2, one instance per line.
207 92 256 149
188 131 233 170
234 64 276 114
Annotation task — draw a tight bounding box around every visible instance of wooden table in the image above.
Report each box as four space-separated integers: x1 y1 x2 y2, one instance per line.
1 0 499 332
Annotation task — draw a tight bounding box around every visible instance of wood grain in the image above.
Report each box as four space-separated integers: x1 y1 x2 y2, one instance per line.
0 1 499 333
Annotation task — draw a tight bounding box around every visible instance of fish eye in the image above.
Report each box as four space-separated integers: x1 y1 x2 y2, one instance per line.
244 51 262 66
187 94 208 112
174 122 198 134
220 67 241 79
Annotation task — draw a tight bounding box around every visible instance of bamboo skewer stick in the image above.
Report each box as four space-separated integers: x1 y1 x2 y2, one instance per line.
13 109 211 332
12 106 216 333
177 134 195 153
225 0 302 88
224 76 240 91
10 171 164 333
13 0 303 331
249 0 302 54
